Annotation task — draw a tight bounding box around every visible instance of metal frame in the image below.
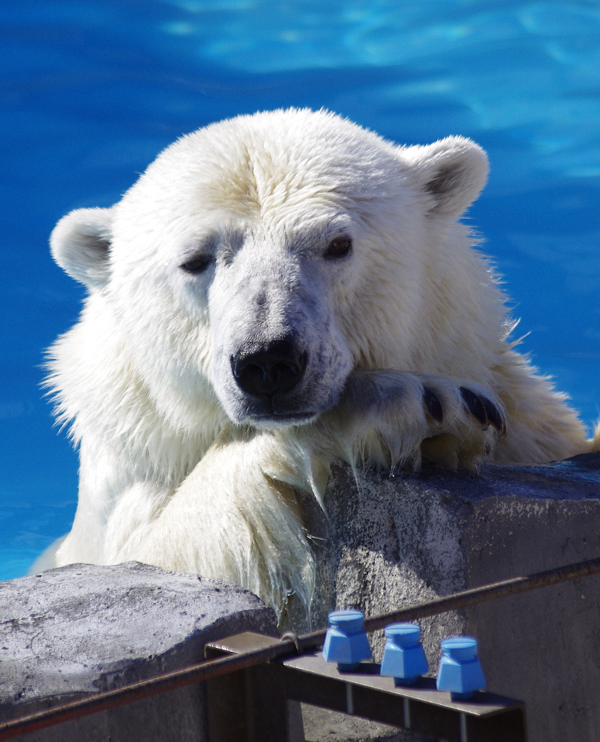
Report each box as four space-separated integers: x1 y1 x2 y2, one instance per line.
4 555 597 740
206 632 527 742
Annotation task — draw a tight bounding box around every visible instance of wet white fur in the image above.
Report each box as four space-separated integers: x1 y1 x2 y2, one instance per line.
39 109 599 618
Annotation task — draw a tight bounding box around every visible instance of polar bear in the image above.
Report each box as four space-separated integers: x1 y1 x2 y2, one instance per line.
41 109 598 617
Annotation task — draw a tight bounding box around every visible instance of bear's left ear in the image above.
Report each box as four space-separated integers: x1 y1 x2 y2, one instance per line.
50 207 114 290
400 137 489 218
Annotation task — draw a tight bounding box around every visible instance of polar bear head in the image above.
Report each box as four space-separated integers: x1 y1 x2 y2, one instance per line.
50 109 488 432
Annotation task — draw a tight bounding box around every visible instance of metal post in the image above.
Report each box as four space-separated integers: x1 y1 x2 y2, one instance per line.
206 633 293 742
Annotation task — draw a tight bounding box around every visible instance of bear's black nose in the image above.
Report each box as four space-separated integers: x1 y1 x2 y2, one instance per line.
231 340 307 399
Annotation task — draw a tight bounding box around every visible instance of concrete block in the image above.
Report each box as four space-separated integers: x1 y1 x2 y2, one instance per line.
298 452 600 742
0 561 277 741
3 454 599 742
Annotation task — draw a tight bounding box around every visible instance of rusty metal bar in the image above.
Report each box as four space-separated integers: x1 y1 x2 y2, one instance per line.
1 555 599 739
362 554 600 633
0 640 298 741
296 555 600 648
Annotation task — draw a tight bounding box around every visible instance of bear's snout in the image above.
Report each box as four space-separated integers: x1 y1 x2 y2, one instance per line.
231 340 307 405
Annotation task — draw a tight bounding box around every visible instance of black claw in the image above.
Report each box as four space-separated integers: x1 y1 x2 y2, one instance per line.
479 396 507 436
423 386 444 424
460 386 488 428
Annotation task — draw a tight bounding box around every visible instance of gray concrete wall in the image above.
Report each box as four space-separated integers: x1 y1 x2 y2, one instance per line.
2 455 599 742
0 562 277 742
297 452 600 742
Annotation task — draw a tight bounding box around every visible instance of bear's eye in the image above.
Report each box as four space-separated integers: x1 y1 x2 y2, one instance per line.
324 237 352 259
180 256 212 274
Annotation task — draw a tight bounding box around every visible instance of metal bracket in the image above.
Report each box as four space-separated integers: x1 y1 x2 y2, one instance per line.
205 632 527 742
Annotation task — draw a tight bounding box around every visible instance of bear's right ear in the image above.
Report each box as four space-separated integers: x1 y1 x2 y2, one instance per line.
50 207 113 289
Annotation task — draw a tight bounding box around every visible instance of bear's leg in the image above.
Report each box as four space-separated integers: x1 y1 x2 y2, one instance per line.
106 426 319 620
28 535 67 574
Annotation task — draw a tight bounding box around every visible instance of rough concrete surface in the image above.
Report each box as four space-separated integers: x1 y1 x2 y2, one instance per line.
2 455 599 742
0 561 277 741
297 452 600 742
301 705 434 742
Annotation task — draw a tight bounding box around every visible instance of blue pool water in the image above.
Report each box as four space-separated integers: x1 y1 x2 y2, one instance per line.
1 0 599 580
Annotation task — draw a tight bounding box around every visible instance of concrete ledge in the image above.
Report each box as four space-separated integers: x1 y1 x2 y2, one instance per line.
0 562 277 741
298 452 600 742
2 455 599 742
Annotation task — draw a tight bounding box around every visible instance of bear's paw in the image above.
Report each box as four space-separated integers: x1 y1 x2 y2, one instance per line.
321 370 505 473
